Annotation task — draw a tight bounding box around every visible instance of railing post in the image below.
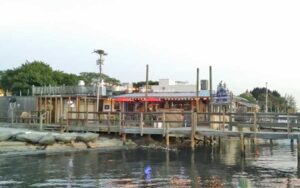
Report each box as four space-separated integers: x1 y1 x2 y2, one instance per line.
240 132 245 157
165 113 169 148
119 112 122 135
85 110 88 127
39 112 43 131
253 112 257 132
229 113 232 131
222 110 225 132
140 112 144 136
108 111 111 134
191 112 196 150
287 113 291 134
163 112 166 137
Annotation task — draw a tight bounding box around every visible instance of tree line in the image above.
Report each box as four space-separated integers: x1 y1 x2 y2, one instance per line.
0 61 120 96
239 88 297 113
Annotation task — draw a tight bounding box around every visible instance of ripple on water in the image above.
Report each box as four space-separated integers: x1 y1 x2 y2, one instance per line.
0 180 23 185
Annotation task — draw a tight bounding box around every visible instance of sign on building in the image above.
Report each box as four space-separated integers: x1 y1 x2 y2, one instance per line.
213 81 232 105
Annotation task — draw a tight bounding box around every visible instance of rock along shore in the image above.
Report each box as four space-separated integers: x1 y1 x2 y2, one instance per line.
0 127 136 156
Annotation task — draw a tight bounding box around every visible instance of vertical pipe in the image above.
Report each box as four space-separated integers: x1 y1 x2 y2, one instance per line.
145 64 149 112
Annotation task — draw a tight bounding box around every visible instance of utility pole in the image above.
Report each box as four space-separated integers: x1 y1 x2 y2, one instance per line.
93 49 107 112
196 68 199 112
209 66 213 113
265 82 268 113
145 64 149 112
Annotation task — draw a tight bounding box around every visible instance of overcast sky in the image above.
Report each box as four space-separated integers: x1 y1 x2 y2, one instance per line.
1 0 300 107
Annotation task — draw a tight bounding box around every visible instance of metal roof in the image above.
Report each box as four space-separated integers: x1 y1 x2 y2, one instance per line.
113 90 210 98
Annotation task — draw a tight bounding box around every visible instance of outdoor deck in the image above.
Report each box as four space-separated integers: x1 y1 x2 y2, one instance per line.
2 111 300 156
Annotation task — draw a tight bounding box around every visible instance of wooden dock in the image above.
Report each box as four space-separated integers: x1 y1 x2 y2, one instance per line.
3 111 300 157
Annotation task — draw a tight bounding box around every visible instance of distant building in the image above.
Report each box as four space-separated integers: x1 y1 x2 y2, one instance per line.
112 82 134 93
150 79 209 92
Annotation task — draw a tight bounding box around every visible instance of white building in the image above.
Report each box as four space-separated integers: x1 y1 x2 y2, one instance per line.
151 79 208 92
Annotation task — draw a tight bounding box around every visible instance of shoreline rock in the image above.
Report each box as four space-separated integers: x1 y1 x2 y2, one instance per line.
0 127 136 156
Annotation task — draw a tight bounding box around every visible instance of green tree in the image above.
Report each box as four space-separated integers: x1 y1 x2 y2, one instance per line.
0 61 81 95
1 61 56 95
239 91 257 103
53 71 79 86
250 87 297 113
79 72 120 86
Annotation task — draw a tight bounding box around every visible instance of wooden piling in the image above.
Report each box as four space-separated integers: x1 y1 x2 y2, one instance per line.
298 138 300 159
140 112 144 136
298 138 300 178
166 121 169 148
191 112 196 150
118 112 122 135
240 133 245 157
162 112 166 137
108 111 111 134
122 133 126 145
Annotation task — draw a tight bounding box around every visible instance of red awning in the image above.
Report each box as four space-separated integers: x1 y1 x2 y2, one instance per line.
141 97 161 102
113 97 133 102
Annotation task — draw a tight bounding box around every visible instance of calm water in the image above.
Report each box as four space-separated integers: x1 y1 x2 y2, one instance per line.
0 139 300 187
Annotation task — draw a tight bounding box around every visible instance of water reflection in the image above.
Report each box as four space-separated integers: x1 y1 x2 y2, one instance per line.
0 139 300 187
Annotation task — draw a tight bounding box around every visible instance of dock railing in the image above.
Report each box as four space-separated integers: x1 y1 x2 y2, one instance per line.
65 111 300 134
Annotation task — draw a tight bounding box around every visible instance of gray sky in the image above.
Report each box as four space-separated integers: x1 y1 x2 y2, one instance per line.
1 0 300 107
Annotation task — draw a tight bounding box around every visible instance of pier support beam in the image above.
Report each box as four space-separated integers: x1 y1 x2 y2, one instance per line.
240 133 245 157
298 138 300 178
298 138 300 159
191 112 197 150
166 133 170 148
122 133 126 146
165 120 169 148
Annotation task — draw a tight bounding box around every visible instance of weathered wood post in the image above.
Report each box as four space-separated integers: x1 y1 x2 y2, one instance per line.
240 133 245 157
39 113 43 131
298 137 300 159
191 112 196 150
297 136 300 178
222 108 225 132
122 132 126 146
162 112 166 137
118 112 122 135
209 65 213 129
108 111 111 134
166 115 170 148
252 112 257 145
140 112 144 136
